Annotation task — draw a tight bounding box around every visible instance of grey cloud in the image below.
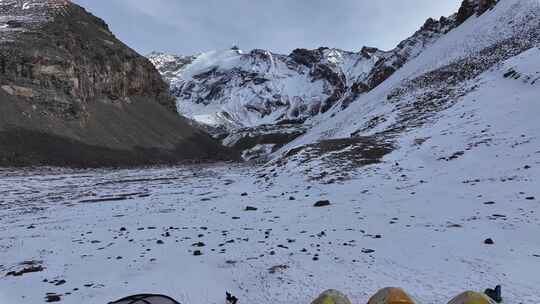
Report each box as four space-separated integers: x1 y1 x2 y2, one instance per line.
72 0 462 56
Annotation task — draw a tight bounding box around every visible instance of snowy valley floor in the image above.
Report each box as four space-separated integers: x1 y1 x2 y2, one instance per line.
0 154 538 304
2 3 540 304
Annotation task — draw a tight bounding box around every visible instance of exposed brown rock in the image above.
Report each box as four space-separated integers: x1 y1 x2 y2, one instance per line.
0 1 237 167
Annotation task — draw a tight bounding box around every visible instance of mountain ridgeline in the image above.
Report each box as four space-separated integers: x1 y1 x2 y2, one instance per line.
148 0 499 131
148 0 506 159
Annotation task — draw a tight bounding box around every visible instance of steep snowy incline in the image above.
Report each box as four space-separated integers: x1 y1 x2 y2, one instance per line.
268 44 540 180
280 0 540 152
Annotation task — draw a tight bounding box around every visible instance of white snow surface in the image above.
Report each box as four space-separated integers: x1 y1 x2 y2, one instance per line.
1 49 540 303
1 67 539 302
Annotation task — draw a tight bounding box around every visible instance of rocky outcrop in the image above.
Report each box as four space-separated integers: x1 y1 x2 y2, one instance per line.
1 0 175 116
364 15 456 91
456 0 498 25
222 124 307 160
0 0 236 167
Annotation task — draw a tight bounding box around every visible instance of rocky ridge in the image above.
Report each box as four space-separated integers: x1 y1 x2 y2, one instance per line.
0 0 236 167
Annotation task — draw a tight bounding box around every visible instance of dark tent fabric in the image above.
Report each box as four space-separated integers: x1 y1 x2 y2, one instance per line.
108 294 181 304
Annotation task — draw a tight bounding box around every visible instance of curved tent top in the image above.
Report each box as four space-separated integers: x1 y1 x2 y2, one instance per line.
109 294 181 304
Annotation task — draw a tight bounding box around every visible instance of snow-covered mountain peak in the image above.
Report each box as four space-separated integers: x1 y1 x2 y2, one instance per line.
147 51 197 84
147 46 386 130
180 48 245 80
149 48 372 128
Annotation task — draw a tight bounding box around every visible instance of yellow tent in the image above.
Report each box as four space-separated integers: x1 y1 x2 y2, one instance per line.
367 287 416 304
447 291 497 304
311 289 352 304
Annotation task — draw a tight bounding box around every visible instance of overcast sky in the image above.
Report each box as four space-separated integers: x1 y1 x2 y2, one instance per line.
72 0 462 56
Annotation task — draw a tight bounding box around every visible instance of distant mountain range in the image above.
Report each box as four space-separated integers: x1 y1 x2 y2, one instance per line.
149 0 534 160
148 0 499 133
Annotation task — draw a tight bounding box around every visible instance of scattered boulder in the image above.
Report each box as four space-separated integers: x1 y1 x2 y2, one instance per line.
45 293 62 303
6 264 44 277
311 289 352 304
484 285 502 303
456 0 498 25
193 250 203 256
367 287 415 304
226 292 238 304
484 238 495 245
314 200 331 207
268 264 289 274
244 206 258 211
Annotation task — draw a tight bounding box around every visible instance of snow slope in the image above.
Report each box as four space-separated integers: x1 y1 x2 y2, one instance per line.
280 0 540 151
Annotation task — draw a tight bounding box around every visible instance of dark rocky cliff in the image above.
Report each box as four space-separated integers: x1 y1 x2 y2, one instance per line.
0 0 237 167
